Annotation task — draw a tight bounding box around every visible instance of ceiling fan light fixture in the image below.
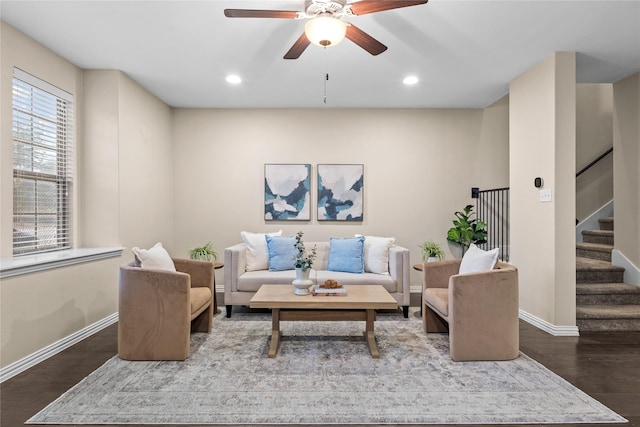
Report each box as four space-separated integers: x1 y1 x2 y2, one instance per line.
304 15 347 47
403 76 419 85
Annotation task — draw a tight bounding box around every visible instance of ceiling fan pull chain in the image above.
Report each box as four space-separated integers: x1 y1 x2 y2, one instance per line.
324 73 329 104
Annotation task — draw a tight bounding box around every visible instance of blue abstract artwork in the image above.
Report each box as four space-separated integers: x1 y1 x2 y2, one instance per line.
264 164 311 221
317 164 364 221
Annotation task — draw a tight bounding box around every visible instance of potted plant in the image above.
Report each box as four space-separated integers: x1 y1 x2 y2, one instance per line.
291 231 317 295
292 231 317 273
188 242 218 262
446 204 487 256
419 241 444 262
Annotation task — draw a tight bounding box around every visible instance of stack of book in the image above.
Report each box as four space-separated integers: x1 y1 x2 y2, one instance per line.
312 284 347 296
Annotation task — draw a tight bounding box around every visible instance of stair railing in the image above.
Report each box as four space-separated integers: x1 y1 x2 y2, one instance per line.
576 147 613 224
473 187 510 262
576 147 613 178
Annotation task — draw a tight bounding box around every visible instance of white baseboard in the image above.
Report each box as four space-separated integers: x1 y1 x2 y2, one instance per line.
519 310 580 336
0 312 118 383
612 250 640 286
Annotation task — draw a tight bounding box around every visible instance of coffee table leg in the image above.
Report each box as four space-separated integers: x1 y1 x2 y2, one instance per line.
268 308 282 358
363 309 380 358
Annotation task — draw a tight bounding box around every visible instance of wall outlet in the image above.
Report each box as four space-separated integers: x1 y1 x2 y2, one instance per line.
540 189 552 202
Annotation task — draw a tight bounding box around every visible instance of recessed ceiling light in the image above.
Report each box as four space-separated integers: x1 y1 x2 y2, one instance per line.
226 75 242 84
403 76 419 85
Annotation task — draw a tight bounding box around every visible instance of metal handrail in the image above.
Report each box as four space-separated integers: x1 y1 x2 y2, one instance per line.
576 147 613 178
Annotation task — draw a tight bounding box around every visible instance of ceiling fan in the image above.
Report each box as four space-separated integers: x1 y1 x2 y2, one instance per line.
224 0 428 59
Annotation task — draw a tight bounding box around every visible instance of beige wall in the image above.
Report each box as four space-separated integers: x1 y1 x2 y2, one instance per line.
1 22 84 255
83 70 173 250
1 24 173 369
576 84 614 221
0 22 115 368
613 73 640 269
171 104 510 289
0 258 122 367
82 71 121 247
509 52 577 327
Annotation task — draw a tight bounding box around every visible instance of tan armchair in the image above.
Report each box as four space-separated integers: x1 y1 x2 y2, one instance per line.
118 258 214 361
422 259 519 361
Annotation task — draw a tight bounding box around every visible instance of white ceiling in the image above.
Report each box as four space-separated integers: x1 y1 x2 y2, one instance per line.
2 0 639 109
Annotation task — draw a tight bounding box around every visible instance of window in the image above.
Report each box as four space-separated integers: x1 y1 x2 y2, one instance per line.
12 68 74 255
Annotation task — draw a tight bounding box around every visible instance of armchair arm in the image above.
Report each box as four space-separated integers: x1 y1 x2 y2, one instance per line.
423 259 462 293
118 266 192 360
448 267 519 360
119 266 191 319
173 258 214 291
449 268 518 312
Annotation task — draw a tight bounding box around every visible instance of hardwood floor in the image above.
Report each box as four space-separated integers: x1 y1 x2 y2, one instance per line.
2 313 639 427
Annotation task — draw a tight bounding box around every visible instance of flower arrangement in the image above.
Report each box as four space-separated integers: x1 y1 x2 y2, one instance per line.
292 231 317 271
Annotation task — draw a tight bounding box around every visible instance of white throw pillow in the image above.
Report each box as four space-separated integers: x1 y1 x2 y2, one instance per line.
241 230 282 271
132 242 176 272
356 235 395 275
458 244 499 275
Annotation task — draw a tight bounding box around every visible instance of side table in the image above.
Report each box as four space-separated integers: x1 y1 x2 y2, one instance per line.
413 263 423 316
213 262 223 314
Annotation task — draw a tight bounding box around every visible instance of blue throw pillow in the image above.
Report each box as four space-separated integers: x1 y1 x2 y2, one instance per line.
327 236 365 274
265 235 296 271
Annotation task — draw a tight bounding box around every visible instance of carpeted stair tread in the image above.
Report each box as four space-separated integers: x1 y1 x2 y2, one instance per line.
576 242 613 261
576 242 613 252
582 229 614 237
577 283 640 305
582 229 614 245
577 283 640 294
576 257 625 272
598 217 614 230
577 304 640 319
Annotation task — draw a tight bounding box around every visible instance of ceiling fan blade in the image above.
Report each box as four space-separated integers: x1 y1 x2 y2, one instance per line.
349 0 428 16
284 33 311 59
224 9 299 19
345 24 387 56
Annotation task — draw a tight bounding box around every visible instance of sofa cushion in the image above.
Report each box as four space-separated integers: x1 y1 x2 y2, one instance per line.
327 236 365 274
316 271 397 293
424 288 449 318
131 242 176 272
236 270 298 291
241 230 282 271
189 287 212 320
357 235 395 275
236 270 397 293
265 235 296 271
459 244 499 275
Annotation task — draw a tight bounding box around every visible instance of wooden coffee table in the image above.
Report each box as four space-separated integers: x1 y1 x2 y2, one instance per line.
250 284 398 358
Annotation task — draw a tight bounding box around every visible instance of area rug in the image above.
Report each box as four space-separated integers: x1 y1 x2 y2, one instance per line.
28 314 626 425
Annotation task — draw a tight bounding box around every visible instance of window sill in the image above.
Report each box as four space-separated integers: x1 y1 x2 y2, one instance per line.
0 247 124 279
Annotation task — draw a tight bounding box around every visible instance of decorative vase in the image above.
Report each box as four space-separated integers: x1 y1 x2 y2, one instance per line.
292 268 313 295
427 256 439 263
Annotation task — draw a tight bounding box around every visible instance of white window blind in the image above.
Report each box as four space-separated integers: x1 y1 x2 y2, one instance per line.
12 68 74 255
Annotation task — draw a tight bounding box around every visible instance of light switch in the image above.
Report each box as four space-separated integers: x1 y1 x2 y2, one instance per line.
540 189 552 202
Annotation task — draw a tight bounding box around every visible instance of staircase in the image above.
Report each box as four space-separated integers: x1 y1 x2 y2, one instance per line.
576 217 640 331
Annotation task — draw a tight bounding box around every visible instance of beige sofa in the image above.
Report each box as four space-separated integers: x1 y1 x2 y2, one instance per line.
224 241 410 317
422 259 519 361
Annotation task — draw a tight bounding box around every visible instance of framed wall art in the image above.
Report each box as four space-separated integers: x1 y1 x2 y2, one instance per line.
317 164 364 221
264 163 311 221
